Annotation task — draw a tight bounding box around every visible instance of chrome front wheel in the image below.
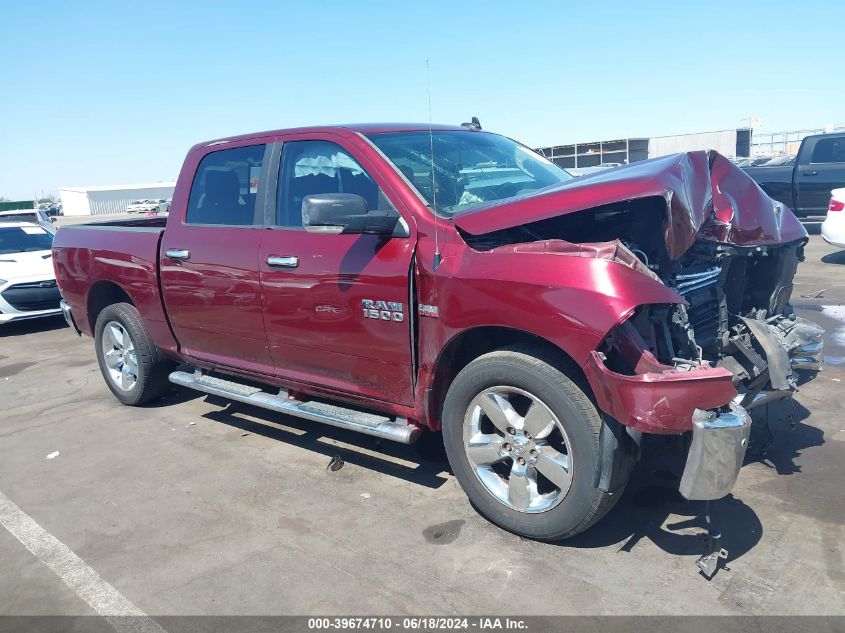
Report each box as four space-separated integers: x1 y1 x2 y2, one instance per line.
463 386 574 513
442 346 627 540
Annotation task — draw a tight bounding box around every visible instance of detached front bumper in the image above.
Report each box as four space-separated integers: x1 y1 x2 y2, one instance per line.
585 349 752 500
584 350 737 434
679 404 752 500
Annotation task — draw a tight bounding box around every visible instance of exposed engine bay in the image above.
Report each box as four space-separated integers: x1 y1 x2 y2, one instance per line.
462 195 825 410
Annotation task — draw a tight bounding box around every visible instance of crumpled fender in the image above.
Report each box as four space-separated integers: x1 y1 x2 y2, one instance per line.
414 244 688 429
435 243 685 366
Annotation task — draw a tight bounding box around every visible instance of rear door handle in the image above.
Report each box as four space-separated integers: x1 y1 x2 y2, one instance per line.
267 256 299 268
165 248 191 261
803 171 818 176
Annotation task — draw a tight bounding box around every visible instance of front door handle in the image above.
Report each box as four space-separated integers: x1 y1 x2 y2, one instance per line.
165 248 191 261
267 256 299 268
803 171 818 176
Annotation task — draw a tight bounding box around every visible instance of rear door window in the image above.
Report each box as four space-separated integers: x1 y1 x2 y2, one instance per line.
810 137 845 164
186 144 268 225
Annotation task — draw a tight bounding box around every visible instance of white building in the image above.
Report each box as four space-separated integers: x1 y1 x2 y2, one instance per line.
59 182 176 216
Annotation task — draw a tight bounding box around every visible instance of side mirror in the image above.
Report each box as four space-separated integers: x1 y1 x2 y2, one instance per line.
302 193 400 235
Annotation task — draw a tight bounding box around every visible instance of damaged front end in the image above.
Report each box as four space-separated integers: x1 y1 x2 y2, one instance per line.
456 150 824 505
591 237 824 505
600 238 825 422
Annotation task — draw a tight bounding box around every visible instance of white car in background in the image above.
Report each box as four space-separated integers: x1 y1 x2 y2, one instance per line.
126 199 169 214
821 188 845 249
0 223 62 324
0 208 55 233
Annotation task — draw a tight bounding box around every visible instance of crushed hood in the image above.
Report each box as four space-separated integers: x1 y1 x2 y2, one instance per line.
454 151 807 260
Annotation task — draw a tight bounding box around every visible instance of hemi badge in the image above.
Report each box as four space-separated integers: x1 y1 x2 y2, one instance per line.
418 304 439 318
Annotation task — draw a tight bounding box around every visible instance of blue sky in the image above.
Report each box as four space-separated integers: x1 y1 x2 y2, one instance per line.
1 0 843 199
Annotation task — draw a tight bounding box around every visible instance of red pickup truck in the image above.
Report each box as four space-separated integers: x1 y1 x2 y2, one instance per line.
53 123 823 543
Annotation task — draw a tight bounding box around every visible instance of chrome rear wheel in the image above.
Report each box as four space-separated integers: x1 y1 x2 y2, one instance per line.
94 302 174 406
100 320 138 392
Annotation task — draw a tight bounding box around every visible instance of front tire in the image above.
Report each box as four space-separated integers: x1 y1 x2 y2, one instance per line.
442 346 625 540
94 302 174 406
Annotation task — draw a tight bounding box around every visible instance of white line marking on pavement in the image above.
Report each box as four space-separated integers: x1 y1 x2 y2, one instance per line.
0 488 167 633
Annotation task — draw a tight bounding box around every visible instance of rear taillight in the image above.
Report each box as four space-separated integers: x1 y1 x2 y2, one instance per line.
829 198 844 212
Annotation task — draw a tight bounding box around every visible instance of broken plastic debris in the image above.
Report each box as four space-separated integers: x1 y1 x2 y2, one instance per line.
46 451 59 460
327 455 344 471
801 289 827 298
360 493 371 500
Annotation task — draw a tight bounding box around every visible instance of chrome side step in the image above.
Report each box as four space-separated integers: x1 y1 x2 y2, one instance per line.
169 370 420 444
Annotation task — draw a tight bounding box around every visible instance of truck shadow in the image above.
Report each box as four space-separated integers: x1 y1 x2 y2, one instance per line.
143 386 206 408
198 397 451 490
744 398 822 475
563 397 823 566
562 447 762 564
177 388 823 566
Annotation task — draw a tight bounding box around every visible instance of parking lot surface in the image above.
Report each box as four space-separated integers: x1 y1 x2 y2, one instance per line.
1 232 843 617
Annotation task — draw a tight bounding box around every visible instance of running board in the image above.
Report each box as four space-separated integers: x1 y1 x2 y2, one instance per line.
168 370 420 444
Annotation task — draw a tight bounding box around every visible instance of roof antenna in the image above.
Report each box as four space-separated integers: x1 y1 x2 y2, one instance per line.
461 117 482 131
427 59 442 271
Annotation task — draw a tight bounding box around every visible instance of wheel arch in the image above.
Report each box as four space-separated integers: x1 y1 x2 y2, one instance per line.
86 280 134 333
425 326 592 430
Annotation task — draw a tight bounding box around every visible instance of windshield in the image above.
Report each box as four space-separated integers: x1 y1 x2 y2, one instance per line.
367 130 573 215
0 226 54 254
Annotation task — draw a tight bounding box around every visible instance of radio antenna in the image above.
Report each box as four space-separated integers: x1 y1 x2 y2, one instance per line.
426 59 442 271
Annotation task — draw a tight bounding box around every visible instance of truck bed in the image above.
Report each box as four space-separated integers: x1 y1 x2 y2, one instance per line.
52 220 176 352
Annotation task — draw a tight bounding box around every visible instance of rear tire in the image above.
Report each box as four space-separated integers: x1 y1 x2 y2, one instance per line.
441 345 625 540
94 302 174 406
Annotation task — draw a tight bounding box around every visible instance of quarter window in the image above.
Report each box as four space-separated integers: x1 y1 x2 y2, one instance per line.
276 140 393 227
186 144 267 225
